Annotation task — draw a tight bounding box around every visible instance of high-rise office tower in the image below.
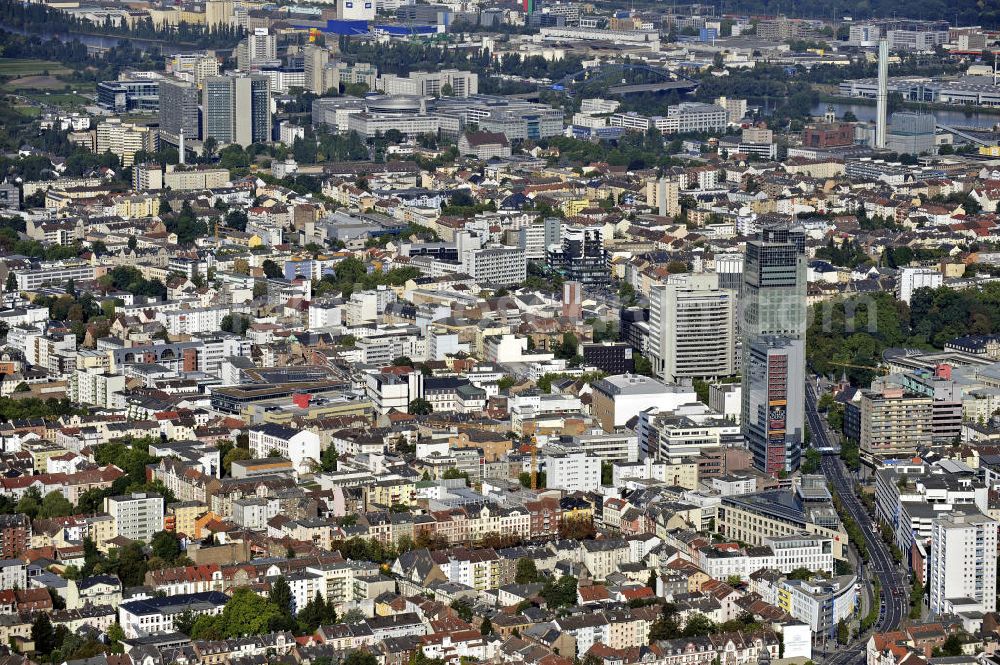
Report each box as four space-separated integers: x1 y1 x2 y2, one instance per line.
740 225 807 474
159 78 201 142
236 28 278 72
202 74 271 147
303 44 332 95
647 273 736 383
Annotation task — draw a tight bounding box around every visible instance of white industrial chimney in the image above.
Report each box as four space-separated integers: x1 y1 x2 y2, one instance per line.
875 37 888 150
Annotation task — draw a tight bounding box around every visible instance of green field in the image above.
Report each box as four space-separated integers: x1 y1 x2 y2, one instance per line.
0 59 71 76
22 91 93 107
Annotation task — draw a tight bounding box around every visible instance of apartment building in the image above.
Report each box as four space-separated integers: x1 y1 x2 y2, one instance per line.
12 261 96 291
543 444 602 492
95 118 155 167
896 267 942 305
104 492 165 542
860 385 934 464
119 591 228 638
70 367 126 409
779 575 857 638
248 423 321 469
929 512 998 614
0 515 30 558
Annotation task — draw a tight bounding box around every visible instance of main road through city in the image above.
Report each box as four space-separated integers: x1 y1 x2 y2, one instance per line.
805 382 908 665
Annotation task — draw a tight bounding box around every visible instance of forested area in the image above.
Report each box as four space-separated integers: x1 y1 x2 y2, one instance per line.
0 0 243 47
807 284 1000 385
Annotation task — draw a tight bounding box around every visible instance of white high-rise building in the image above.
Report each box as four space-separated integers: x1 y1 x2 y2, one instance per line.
104 493 165 543
647 273 736 383
929 512 998 615
896 267 942 304
543 445 601 492
236 28 277 71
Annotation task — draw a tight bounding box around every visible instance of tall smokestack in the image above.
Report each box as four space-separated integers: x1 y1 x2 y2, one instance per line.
178 129 186 165
875 37 888 150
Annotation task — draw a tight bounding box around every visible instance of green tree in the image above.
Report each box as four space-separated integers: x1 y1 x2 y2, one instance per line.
107 622 125 650
116 541 149 587
5 272 17 292
223 447 252 475
298 591 336 633
150 530 181 564
649 602 681 641
408 398 433 415
682 613 715 637
450 598 473 622
540 575 577 608
941 634 963 657
334 256 366 285
192 588 283 639
801 448 821 474
515 558 538 584
556 332 579 360
633 352 653 376
269 576 293 615
392 356 413 367
320 445 338 472
262 259 282 279
15 488 42 519
344 652 378 665
39 490 74 518
837 619 849 644
480 616 493 635
31 613 56 655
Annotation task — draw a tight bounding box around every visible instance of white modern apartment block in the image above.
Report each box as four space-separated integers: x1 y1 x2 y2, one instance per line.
571 432 640 463
647 273 736 382
467 246 527 286
159 305 242 335
782 576 857 639
95 118 153 167
119 591 228 638
764 534 835 575
929 512 998 614
70 367 126 408
0 559 27 590
697 547 775 581
104 492 165 542
896 267 942 305
248 423 322 469
12 261 96 291
544 445 602 492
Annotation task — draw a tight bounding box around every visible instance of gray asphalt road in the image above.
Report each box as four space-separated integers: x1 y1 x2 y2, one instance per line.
806 383 908 665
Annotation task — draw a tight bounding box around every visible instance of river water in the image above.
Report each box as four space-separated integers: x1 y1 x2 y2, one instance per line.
812 101 1000 130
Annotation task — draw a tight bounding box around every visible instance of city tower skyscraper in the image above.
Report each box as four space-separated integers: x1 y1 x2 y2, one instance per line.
740 225 807 474
202 74 271 148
